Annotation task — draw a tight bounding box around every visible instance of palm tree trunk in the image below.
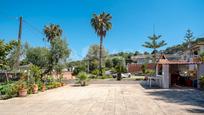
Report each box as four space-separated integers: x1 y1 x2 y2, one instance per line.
99 36 103 76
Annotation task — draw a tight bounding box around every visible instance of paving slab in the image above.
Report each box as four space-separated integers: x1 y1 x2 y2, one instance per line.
0 82 204 115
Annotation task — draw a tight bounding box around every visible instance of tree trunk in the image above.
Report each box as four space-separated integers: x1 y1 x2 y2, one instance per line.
5 71 9 83
153 49 157 76
99 36 103 76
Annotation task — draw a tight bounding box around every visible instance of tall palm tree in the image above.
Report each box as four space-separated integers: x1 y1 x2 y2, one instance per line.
91 12 112 75
43 24 63 42
142 34 167 74
43 24 63 74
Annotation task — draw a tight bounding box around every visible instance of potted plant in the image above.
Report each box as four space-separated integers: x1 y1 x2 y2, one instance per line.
32 84 38 94
76 72 89 86
18 82 27 97
199 75 204 89
115 64 126 81
41 83 46 92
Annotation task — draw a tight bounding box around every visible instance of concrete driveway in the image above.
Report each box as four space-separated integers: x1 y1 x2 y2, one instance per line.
0 82 204 115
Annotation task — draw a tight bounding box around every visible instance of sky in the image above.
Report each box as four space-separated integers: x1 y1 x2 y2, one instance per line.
0 0 204 60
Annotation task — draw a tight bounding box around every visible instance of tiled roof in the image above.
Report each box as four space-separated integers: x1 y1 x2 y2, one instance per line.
157 59 201 64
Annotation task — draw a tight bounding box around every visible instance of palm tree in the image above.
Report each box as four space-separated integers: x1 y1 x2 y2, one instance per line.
91 12 112 75
142 34 167 73
43 24 63 74
43 24 63 42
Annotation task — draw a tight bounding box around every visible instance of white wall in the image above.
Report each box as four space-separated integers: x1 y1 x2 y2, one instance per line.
162 64 170 88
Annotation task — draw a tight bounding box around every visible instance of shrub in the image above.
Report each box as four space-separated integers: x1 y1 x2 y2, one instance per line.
199 75 204 88
101 75 112 79
36 81 43 90
46 81 61 89
141 64 147 74
91 69 100 76
45 75 55 84
76 72 89 86
72 66 84 75
0 82 18 99
145 69 155 76
29 65 42 83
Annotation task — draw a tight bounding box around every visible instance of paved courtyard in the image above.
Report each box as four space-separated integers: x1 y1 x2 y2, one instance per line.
0 81 204 115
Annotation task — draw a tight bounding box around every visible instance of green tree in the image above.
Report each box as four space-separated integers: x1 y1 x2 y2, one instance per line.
8 42 30 69
47 38 70 74
143 51 150 55
86 44 108 72
0 39 17 82
142 34 167 75
112 56 126 68
105 57 113 68
142 34 167 64
91 12 112 75
43 24 70 74
134 51 141 56
0 40 17 69
86 44 108 60
25 47 49 68
184 29 195 57
184 29 195 47
44 24 63 42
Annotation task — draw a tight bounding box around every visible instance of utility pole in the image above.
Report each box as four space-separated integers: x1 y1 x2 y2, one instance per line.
15 16 23 70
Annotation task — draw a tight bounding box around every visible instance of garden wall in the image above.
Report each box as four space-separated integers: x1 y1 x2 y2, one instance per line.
127 63 154 73
52 71 75 80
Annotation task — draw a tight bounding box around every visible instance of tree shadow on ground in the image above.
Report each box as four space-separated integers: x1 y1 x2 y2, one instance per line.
145 88 204 113
89 78 139 84
186 108 204 113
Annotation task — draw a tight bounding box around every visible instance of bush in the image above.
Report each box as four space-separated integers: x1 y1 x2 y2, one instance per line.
141 64 147 74
91 69 100 76
76 72 89 86
44 75 61 89
29 65 42 83
199 75 204 88
0 82 18 99
145 69 155 76
72 66 86 75
46 81 61 89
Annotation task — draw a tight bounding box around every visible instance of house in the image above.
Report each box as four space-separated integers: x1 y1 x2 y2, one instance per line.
128 54 181 74
181 41 204 61
130 55 152 64
156 55 204 88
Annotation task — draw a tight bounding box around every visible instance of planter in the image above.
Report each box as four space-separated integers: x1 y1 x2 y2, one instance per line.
42 84 46 92
33 84 38 94
117 73 122 81
61 82 65 86
18 89 27 97
144 76 148 80
185 80 192 87
80 81 87 86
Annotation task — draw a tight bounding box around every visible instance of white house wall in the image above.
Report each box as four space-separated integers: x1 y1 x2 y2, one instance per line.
162 64 170 88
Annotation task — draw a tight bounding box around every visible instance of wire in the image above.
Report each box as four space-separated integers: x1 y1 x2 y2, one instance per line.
0 11 18 20
22 19 44 35
22 19 48 48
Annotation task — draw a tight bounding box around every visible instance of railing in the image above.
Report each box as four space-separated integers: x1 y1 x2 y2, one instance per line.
147 75 163 88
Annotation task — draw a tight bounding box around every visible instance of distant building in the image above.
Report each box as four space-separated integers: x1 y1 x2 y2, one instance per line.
130 55 152 64
181 41 204 62
128 54 181 73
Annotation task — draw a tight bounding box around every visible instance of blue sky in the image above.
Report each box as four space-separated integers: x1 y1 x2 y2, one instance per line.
1 0 204 60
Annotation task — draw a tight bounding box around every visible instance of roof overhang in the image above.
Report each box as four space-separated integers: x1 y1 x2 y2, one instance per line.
157 59 202 65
